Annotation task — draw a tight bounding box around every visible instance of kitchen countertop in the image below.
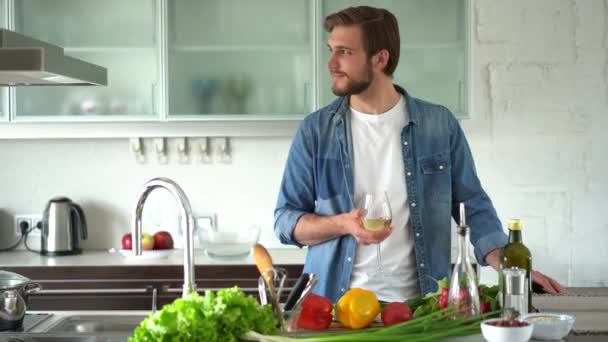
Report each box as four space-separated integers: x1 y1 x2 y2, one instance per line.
533 295 608 334
1 310 605 342
2 251 607 341
0 248 307 267
3 290 608 341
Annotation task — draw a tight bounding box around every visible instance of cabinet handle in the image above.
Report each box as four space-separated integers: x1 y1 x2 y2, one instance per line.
304 81 311 111
151 83 157 115
38 288 151 295
458 80 464 113
152 288 158 313
161 286 285 294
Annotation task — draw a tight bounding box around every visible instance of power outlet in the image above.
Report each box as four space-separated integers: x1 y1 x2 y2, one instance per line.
14 214 43 237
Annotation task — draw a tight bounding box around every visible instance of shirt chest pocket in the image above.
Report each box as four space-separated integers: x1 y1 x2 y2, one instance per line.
420 153 451 175
419 153 452 204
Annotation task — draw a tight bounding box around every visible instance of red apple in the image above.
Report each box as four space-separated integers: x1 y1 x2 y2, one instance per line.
141 233 155 250
153 231 174 250
121 233 133 250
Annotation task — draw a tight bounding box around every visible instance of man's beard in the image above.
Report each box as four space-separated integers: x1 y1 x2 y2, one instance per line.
331 62 374 96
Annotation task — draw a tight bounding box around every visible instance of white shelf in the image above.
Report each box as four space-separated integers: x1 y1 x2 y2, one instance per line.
169 42 461 53
0 119 301 139
64 46 156 53
401 42 464 50
170 44 309 52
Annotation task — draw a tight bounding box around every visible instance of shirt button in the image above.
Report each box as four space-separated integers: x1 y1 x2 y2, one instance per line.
439 165 444 170
411 202 417 207
347 257 352 262
420 263 425 267
341 288 346 292
415 233 420 237
407 172 412 176
403 141 408 146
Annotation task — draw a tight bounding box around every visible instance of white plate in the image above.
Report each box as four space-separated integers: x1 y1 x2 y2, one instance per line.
118 249 173 260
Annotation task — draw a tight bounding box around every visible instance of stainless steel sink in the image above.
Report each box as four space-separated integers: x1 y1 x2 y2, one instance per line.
44 315 146 334
0 336 119 342
0 335 97 342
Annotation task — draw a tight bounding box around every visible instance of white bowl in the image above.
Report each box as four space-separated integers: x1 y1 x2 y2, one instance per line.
481 318 533 342
199 225 260 259
521 312 575 340
118 249 173 260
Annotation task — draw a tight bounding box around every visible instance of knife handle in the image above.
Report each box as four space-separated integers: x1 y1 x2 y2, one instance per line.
283 273 310 311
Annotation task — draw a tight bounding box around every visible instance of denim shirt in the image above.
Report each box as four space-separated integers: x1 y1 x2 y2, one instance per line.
274 86 508 303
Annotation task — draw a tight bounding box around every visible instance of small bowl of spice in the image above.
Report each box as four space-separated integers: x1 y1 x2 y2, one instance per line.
521 312 575 340
481 317 533 342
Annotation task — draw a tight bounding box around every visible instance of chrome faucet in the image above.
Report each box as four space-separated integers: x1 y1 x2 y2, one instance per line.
132 177 196 297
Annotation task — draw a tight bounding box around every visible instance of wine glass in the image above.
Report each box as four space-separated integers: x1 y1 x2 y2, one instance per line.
361 191 392 275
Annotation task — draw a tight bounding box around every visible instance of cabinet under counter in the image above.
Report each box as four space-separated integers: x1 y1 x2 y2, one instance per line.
2 264 304 311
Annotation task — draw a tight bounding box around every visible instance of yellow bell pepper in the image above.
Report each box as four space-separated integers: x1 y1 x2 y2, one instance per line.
336 288 380 329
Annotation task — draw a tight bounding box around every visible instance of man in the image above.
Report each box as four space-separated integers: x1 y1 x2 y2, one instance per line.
274 6 565 303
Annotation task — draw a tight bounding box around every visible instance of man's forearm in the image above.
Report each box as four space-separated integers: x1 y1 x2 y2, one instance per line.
293 213 349 246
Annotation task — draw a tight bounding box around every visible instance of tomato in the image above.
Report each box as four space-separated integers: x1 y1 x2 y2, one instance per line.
381 302 413 327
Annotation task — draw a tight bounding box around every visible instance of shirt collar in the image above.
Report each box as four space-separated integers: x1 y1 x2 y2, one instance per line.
330 84 419 126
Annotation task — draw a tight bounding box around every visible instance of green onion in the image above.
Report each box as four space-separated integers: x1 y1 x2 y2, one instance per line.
243 308 502 342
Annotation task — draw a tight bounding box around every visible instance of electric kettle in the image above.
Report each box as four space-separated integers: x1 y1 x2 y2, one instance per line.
41 197 87 256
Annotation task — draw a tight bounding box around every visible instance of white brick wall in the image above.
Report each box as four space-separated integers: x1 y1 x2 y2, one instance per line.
470 0 608 286
0 0 606 287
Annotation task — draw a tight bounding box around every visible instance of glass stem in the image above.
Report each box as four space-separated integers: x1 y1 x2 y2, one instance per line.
376 243 383 273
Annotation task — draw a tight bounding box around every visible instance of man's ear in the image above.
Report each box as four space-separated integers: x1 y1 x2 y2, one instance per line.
372 49 390 72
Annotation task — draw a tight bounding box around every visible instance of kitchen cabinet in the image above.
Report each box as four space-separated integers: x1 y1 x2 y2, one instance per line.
10 0 159 119
167 0 313 117
0 88 5 122
3 264 304 310
0 0 470 138
0 0 6 122
0 90 5 123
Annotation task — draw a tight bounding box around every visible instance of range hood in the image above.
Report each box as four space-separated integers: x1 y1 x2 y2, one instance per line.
0 29 107 86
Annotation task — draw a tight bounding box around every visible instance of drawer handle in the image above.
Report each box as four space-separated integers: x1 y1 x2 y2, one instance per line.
161 286 287 294
38 288 151 294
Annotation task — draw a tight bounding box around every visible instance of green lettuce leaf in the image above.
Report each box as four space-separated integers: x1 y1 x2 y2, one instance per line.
129 287 278 342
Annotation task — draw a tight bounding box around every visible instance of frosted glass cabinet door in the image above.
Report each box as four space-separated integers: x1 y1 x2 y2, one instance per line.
0 0 6 121
167 0 313 116
12 0 159 118
0 84 5 121
320 0 468 118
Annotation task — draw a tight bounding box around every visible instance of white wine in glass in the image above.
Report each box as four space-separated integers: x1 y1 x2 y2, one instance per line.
361 191 392 275
362 218 392 231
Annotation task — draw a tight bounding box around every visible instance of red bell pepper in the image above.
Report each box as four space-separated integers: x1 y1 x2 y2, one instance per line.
297 293 333 330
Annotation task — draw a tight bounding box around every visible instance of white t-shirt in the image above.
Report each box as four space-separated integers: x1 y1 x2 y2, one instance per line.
349 95 420 302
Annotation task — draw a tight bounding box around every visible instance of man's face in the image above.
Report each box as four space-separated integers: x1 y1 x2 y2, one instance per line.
327 25 374 96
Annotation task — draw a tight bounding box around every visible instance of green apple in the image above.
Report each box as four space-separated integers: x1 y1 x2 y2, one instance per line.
141 233 155 250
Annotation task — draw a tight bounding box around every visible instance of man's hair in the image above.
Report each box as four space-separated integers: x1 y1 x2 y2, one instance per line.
324 6 400 76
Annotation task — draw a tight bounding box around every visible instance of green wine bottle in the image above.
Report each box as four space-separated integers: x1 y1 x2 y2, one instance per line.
499 219 533 314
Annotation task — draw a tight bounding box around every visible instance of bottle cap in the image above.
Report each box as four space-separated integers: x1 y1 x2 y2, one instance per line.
508 219 523 231
457 203 469 236
459 203 466 227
